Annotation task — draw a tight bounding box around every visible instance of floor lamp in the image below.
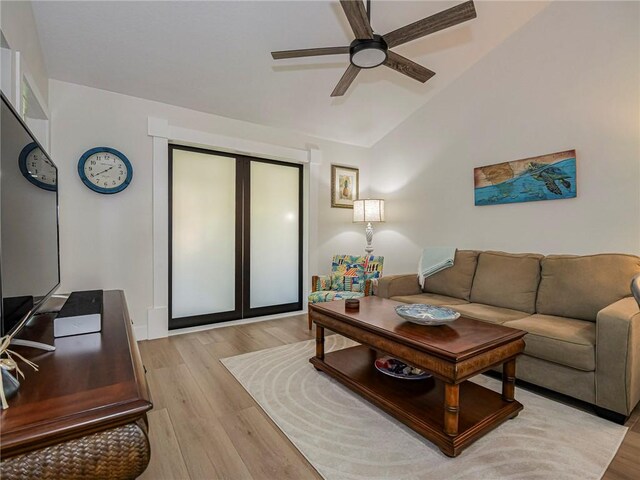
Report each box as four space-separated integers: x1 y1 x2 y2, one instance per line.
353 199 385 255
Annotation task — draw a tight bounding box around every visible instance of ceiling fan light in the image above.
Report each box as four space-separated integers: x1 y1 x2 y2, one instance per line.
350 35 388 69
352 48 386 68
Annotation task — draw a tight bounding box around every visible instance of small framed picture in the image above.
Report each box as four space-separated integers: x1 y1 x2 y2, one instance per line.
331 165 359 208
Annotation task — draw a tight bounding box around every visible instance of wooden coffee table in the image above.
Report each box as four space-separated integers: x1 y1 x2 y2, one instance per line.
309 296 526 457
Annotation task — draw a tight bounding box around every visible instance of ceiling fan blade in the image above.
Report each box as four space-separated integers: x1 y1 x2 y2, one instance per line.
340 0 373 39
331 64 361 97
384 51 435 83
383 0 477 48
271 46 350 60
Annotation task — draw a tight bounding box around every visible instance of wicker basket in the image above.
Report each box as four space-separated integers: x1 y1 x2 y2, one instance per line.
1 420 150 480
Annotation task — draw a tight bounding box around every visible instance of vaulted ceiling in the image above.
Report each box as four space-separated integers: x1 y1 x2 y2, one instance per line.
32 1 549 147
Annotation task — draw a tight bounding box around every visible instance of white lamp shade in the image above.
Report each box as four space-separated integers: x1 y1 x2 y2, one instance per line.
353 199 385 223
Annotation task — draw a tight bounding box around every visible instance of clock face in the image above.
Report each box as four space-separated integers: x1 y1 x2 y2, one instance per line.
83 152 128 189
18 143 57 191
78 147 133 194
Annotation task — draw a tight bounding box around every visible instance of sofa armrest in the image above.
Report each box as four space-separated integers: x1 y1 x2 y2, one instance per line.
376 274 421 299
596 296 640 415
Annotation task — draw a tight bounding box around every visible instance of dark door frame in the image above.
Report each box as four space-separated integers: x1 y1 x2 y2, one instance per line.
168 144 303 330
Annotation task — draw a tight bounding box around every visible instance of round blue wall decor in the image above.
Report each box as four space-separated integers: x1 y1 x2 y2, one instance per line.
78 147 133 194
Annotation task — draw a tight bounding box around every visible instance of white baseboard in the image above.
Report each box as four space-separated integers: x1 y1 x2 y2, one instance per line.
134 324 148 341
147 306 168 339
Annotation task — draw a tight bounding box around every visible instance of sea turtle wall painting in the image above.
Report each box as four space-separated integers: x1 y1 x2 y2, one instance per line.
526 162 573 195
474 150 577 206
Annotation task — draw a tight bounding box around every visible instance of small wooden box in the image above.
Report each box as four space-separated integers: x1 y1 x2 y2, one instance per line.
345 299 360 311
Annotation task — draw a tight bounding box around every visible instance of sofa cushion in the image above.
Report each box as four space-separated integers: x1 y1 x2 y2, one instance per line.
330 272 346 291
308 290 364 304
470 251 542 314
331 255 362 272
422 250 479 301
504 314 596 371
390 293 468 306
500 355 595 404
362 255 384 278
536 254 640 322
449 303 530 324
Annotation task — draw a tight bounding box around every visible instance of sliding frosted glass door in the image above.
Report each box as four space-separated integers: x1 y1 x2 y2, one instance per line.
170 148 241 328
247 161 301 315
169 145 302 329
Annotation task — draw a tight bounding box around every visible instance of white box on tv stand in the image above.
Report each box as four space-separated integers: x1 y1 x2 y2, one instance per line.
53 313 101 338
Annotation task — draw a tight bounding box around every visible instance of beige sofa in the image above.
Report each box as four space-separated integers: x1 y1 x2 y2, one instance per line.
376 250 640 421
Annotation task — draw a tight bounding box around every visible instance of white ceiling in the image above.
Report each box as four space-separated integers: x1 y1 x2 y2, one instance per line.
32 1 548 147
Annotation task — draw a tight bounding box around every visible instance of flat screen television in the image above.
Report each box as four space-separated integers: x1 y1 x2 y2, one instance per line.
0 92 60 338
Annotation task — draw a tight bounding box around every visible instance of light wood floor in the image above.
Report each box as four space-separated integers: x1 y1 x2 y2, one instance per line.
137 314 640 480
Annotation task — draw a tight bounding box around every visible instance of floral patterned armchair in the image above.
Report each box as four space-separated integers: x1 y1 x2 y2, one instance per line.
308 254 384 328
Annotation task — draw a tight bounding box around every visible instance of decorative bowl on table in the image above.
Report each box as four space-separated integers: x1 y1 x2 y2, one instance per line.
395 304 460 326
374 356 432 380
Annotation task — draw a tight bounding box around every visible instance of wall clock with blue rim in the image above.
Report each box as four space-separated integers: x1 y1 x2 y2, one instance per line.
19 142 57 191
78 147 133 194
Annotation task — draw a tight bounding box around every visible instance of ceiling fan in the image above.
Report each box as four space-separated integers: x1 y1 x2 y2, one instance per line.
271 0 477 97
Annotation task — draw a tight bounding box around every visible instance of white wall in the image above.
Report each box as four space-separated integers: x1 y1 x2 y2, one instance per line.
49 80 369 334
0 0 48 104
49 1 640 331
369 1 640 274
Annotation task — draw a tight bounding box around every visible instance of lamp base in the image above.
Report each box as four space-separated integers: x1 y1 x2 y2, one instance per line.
365 222 374 255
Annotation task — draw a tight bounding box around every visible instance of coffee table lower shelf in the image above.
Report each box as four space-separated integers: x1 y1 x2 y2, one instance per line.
310 345 522 457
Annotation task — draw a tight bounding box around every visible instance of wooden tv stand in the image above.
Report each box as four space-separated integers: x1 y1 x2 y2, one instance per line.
0 290 153 479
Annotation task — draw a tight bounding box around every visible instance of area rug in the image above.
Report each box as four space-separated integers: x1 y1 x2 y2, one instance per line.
221 336 626 480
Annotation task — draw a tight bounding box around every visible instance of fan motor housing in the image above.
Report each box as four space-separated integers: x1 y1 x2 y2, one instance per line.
350 34 388 69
